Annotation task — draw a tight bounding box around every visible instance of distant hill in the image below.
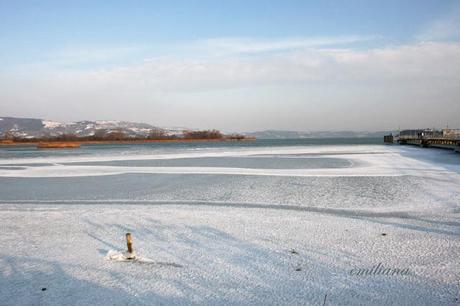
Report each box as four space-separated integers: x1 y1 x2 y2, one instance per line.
0 117 395 140
0 117 183 139
243 130 395 139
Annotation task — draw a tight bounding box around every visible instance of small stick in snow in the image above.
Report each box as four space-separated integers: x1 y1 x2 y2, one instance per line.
322 293 327 306
289 249 299 254
126 233 135 259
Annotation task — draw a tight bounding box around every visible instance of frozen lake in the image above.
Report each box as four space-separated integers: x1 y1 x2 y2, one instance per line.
0 139 459 305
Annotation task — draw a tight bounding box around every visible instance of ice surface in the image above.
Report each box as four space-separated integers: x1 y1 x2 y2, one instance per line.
0 144 459 305
0 145 459 179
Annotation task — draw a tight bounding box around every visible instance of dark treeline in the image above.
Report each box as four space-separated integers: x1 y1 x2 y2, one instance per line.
1 128 248 142
183 129 223 139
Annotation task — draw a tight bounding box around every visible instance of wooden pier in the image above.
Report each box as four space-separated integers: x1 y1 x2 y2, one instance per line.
397 137 460 153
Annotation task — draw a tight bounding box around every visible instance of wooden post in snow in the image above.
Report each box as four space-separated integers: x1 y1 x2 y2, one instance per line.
126 233 134 258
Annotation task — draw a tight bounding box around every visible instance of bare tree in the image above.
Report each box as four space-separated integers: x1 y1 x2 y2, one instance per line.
183 130 223 139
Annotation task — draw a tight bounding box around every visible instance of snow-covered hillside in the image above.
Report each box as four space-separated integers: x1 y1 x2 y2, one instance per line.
0 117 184 139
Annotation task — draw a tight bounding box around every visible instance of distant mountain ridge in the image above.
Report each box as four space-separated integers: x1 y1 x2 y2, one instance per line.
243 129 395 139
1 117 394 140
0 117 180 139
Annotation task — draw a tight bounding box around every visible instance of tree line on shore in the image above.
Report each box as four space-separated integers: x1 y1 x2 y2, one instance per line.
1 128 248 142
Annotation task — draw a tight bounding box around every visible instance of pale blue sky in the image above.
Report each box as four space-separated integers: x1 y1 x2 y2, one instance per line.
1 1 460 131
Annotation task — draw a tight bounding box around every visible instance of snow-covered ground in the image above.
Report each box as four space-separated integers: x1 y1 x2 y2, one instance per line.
0 144 459 305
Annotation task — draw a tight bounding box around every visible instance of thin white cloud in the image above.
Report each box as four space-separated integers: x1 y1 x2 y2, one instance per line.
4 41 460 94
69 41 459 92
8 36 373 73
197 36 374 55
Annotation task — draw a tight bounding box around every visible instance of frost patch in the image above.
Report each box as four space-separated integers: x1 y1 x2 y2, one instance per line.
105 250 182 267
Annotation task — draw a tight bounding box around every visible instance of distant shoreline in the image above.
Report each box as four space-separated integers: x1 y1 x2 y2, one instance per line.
0 137 256 148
